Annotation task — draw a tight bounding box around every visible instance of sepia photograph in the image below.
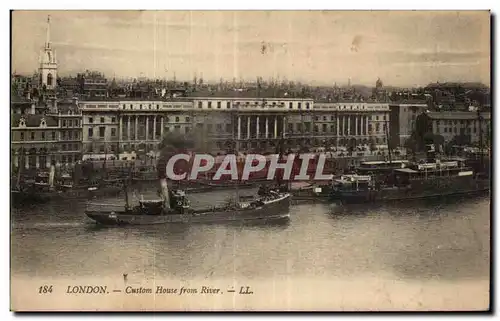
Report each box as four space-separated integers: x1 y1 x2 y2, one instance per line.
9 10 491 311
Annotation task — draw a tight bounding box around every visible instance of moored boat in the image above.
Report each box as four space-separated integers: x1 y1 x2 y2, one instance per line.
330 159 490 204
85 188 291 226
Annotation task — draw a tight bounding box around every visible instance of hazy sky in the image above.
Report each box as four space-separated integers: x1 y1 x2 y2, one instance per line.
12 10 490 87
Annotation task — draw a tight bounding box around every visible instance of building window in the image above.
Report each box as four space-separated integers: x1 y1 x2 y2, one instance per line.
186 117 190 122
140 104 143 109
111 128 116 137
289 102 293 109
175 117 180 122
216 123 222 131
99 127 105 137
111 117 116 123
62 144 67 151
198 102 202 108
52 131 56 140
298 103 302 109
89 117 93 124
88 128 93 137
226 102 231 109
331 116 335 121
306 103 310 109
20 132 24 140
31 132 35 140
99 145 105 152
100 117 105 123
376 116 379 121
62 120 66 127
208 102 212 108
217 101 221 109
41 132 45 140
323 116 327 121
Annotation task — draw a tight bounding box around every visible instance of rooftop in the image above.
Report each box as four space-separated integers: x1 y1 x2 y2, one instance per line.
426 111 491 120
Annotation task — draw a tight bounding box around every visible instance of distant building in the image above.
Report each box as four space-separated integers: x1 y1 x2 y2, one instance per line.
389 102 428 147
11 114 59 170
424 111 491 144
77 71 108 99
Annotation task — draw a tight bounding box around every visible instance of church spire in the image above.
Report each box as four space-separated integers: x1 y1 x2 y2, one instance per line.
45 15 51 49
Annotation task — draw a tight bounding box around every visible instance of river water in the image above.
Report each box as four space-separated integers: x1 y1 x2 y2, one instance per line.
10 187 491 311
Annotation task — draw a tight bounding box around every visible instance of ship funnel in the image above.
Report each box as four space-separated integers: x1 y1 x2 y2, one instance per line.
48 165 55 188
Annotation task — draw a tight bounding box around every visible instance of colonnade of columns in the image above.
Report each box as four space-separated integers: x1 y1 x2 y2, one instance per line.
236 115 284 140
119 115 166 142
336 114 370 136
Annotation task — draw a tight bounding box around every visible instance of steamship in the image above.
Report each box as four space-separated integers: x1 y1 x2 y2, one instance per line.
85 158 291 225
330 145 490 204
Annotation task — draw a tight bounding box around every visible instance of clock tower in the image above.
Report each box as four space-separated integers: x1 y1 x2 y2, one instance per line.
39 15 57 90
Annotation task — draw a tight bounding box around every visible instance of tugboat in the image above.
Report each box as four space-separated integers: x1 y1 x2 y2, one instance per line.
330 145 490 204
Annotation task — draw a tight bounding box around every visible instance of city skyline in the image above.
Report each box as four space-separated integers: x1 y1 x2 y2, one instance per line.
12 10 490 87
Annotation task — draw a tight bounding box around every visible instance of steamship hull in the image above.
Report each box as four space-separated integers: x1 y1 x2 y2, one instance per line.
331 177 490 204
86 193 291 226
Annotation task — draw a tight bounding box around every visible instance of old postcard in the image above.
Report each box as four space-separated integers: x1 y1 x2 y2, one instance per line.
10 10 491 311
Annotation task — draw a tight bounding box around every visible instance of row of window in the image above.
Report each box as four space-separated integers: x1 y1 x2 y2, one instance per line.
197 101 313 110
61 143 80 151
60 131 80 140
18 131 57 141
88 116 191 123
435 119 488 126
88 117 116 124
88 127 115 138
313 115 387 121
61 119 80 127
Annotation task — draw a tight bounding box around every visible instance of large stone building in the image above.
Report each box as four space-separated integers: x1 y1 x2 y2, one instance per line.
78 97 393 159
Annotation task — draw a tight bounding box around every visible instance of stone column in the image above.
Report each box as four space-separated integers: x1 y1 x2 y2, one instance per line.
153 116 157 140
365 116 369 135
160 116 164 138
119 116 123 141
265 117 269 138
237 116 241 140
127 116 131 141
274 116 278 138
256 116 260 138
135 115 138 140
35 155 40 169
347 115 351 136
282 117 286 138
336 115 340 136
25 153 29 170
145 116 149 141
46 155 51 168
247 116 251 139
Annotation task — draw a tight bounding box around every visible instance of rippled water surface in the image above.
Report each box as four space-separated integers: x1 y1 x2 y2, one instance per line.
11 187 490 280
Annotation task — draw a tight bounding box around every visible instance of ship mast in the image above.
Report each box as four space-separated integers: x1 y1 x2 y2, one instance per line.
385 119 392 164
